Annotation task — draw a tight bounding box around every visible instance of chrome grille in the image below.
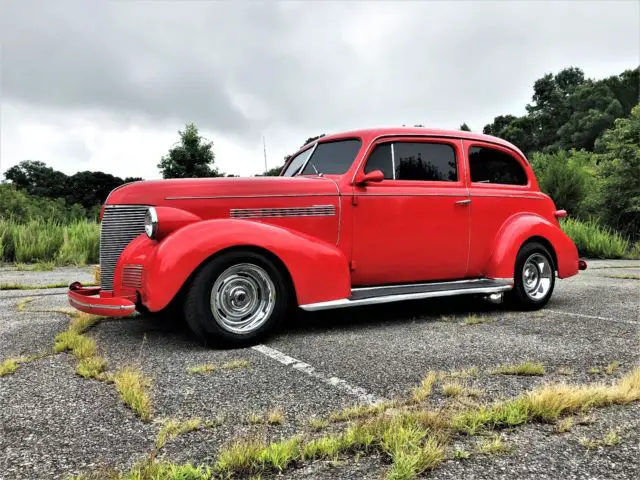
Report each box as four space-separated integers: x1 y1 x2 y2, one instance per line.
122 264 144 288
100 205 148 291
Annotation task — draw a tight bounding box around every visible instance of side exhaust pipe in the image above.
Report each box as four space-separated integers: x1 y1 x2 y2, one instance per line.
484 292 504 304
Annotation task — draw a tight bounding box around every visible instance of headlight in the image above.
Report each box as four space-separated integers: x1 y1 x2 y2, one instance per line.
144 207 158 239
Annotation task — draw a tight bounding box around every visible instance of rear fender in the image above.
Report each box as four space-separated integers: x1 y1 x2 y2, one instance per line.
486 213 579 280
140 219 351 312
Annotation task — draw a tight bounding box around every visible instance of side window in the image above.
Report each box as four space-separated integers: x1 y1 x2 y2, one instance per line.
364 143 393 179
469 146 528 185
394 142 457 181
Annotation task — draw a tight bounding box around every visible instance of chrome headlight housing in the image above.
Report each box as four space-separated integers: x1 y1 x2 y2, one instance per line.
144 207 158 239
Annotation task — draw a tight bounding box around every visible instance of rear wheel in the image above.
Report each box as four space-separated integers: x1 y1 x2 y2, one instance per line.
509 242 555 310
184 250 290 347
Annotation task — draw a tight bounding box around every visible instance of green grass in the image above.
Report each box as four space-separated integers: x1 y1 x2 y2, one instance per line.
76 356 107 379
561 218 630 259
156 417 202 449
452 367 640 435
411 372 438 403
476 435 512 455
579 429 621 449
489 361 545 376
0 281 97 291
94 366 640 480
0 357 21 376
606 361 621 375
188 363 216 374
113 366 153 422
463 314 491 326
221 359 250 370
0 218 99 264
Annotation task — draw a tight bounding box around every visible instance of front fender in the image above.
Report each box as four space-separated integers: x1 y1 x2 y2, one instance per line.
139 219 351 312
486 213 579 280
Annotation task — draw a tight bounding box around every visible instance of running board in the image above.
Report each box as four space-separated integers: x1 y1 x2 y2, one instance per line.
299 278 513 312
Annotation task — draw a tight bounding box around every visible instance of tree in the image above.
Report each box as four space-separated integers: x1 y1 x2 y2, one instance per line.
459 123 471 132
301 134 325 148
594 103 640 239
262 165 284 176
3 160 143 210
4 160 68 198
158 123 223 179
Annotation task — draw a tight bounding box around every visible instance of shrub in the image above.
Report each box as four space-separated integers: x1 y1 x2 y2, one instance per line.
561 218 629 258
530 150 595 219
0 219 99 264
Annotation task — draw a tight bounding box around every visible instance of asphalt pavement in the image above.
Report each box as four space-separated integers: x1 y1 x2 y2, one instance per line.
0 261 638 479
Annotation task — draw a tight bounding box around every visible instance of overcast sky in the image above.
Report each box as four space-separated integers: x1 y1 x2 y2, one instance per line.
1 0 638 179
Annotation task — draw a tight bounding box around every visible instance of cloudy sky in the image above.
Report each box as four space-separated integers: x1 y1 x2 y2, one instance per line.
1 0 638 179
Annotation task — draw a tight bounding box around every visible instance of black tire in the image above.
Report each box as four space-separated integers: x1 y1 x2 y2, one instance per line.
508 241 556 310
183 250 290 347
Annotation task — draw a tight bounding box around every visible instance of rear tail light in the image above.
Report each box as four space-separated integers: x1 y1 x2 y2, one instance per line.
578 259 588 270
554 210 567 219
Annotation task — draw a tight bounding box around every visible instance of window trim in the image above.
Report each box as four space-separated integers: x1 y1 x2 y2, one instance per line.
361 137 463 185
466 141 530 189
299 137 363 176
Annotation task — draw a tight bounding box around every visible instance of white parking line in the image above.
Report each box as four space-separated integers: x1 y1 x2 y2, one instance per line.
252 344 385 405
546 309 639 326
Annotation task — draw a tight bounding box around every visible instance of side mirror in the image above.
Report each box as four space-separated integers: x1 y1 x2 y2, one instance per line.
355 169 384 186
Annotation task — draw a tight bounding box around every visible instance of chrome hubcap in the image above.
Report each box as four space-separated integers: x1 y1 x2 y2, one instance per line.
522 253 552 300
210 263 276 334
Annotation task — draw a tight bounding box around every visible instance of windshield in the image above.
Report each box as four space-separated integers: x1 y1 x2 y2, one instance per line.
282 139 361 177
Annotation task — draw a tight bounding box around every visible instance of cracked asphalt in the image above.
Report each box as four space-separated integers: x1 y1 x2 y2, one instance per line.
0 261 638 479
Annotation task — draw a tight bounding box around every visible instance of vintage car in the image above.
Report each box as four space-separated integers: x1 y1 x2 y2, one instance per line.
68 127 587 346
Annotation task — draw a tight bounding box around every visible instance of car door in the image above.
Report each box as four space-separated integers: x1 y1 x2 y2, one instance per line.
462 140 535 278
350 137 470 286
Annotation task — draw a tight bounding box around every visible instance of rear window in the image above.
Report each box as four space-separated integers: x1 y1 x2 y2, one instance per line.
469 146 528 185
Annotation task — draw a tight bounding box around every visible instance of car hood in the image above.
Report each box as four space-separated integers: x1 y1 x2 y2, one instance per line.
106 176 340 206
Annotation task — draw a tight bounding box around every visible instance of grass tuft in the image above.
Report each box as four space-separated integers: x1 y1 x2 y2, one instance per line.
222 359 250 370
16 297 34 312
113 366 153 422
555 416 575 433
463 314 488 326
76 356 107 379
476 435 511 455
266 408 284 425
309 418 329 431
442 382 464 397
453 366 640 435
489 361 545 376
54 330 97 359
329 402 393 422
0 357 21 376
257 437 301 471
580 429 621 449
448 367 478 379
411 372 438 403
605 361 620 375
188 363 216 375
156 417 202 449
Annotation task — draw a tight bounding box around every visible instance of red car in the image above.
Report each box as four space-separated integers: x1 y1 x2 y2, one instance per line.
68 128 586 346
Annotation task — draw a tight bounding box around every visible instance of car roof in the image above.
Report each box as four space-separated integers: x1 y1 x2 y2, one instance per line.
316 127 527 161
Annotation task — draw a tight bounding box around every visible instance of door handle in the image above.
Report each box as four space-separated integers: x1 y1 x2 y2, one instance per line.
455 199 472 205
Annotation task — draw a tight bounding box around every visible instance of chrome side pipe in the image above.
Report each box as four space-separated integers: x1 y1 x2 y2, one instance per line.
483 292 504 304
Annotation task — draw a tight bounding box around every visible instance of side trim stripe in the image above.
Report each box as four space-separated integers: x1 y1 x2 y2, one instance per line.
230 205 336 219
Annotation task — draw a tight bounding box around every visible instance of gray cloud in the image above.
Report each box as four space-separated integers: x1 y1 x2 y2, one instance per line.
1 0 639 166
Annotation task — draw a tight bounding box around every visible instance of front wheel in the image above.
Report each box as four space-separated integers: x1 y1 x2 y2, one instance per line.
508 242 555 310
183 250 290 347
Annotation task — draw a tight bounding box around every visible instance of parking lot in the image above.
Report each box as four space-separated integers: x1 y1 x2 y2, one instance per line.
1 261 639 479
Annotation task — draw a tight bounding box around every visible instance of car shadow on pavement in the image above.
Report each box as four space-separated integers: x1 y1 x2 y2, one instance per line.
285 296 506 335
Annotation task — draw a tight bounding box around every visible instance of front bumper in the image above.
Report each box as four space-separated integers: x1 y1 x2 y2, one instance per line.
68 282 136 317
